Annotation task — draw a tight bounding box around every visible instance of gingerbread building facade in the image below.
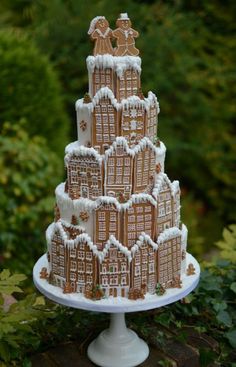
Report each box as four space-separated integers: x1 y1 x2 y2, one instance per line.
44 14 189 300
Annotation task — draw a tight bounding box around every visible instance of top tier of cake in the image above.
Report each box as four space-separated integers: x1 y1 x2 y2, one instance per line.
63 14 166 204
75 14 160 153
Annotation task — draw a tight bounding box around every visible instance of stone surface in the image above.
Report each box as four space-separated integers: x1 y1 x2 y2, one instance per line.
31 326 221 367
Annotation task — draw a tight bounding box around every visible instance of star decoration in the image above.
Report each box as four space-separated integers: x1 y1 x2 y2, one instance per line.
80 120 87 131
130 108 137 118
79 211 90 222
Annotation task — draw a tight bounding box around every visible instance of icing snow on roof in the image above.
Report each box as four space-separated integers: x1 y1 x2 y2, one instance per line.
86 55 141 78
65 141 103 166
152 172 180 198
100 235 132 262
157 227 181 244
131 233 158 255
92 87 119 109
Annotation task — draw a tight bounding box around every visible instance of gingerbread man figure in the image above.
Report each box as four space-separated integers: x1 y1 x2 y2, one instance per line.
113 13 139 56
88 16 113 55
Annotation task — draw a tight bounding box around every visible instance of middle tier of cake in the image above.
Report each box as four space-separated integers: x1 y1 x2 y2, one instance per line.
65 137 166 201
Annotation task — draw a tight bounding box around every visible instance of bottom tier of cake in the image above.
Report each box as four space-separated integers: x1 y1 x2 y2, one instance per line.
39 219 191 301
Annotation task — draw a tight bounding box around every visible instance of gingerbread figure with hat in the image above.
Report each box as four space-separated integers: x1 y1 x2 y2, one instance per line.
88 16 113 55
113 13 139 56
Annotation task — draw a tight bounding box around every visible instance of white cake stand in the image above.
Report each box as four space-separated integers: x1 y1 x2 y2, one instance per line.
33 253 200 367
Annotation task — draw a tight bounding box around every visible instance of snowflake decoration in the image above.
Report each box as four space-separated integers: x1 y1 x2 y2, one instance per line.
130 108 137 118
79 211 89 222
130 119 137 130
80 120 87 131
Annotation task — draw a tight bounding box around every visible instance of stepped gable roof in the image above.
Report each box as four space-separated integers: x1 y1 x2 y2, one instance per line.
55 182 158 213
145 91 160 113
75 88 160 113
121 95 146 110
99 235 132 263
92 86 119 108
131 232 158 255
64 142 103 166
152 172 180 199
46 220 99 254
86 55 141 78
104 136 162 160
157 227 182 245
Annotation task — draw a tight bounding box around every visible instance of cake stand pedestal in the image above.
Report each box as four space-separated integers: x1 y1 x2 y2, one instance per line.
33 253 200 367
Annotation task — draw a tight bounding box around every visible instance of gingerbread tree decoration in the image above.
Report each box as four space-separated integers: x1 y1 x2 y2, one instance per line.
113 13 139 56
88 16 113 56
186 263 196 276
40 267 48 279
155 163 162 174
83 92 92 103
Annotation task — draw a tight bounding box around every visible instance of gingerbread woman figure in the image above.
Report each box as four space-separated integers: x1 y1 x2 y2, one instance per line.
88 16 113 55
113 13 139 56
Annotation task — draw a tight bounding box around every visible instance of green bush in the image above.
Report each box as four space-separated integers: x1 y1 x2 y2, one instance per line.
0 269 56 366
0 30 70 156
0 121 62 274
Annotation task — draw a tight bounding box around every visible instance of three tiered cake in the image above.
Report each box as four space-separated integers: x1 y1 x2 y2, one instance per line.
42 14 188 301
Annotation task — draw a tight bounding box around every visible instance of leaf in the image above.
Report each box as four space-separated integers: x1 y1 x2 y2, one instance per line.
216 310 232 327
0 270 10 281
33 296 45 306
0 341 10 362
225 329 236 348
230 282 236 293
213 301 227 313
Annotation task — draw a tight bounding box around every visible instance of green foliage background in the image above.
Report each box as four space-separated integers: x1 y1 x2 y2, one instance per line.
0 30 69 157
0 122 62 275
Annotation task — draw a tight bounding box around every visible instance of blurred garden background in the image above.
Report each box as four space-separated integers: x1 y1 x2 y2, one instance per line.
0 1 235 366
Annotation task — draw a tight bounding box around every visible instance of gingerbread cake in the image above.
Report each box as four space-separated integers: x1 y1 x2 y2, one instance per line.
43 14 188 300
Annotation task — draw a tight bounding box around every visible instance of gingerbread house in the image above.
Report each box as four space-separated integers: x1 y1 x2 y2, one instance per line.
94 198 121 250
92 88 119 153
65 145 103 200
157 228 182 288
104 138 134 198
131 234 158 296
123 195 156 248
44 14 189 300
99 236 131 297
121 97 145 144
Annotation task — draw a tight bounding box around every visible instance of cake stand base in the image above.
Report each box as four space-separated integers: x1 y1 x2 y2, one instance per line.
87 313 149 367
33 253 200 367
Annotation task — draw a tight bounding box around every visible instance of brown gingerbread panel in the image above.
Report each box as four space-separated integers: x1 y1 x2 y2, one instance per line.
99 244 130 297
157 235 181 289
68 241 98 295
92 67 114 96
123 202 155 248
133 147 156 194
50 230 66 288
130 241 157 297
116 69 140 101
92 97 118 153
67 154 103 200
156 182 173 236
121 104 145 145
146 104 158 142
94 203 120 250
104 144 134 198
